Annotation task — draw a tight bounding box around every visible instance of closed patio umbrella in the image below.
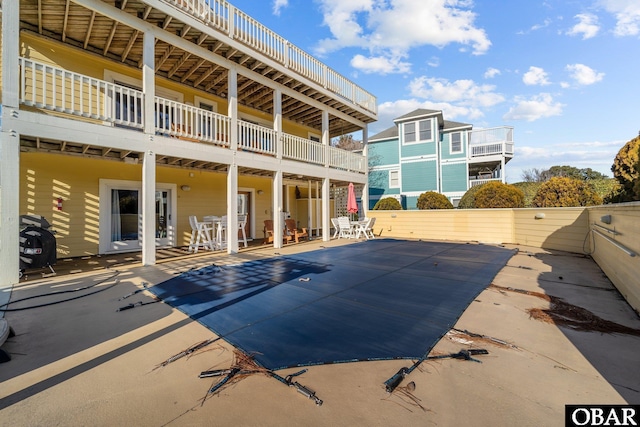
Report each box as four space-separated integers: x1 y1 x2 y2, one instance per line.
347 182 358 220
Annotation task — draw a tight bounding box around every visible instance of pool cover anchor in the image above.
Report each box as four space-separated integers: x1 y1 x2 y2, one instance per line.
384 348 489 393
201 367 323 406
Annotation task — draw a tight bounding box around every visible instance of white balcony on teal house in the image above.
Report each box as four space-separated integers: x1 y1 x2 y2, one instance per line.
368 109 514 208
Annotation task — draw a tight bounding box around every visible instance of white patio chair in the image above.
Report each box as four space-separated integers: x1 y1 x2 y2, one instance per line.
354 217 371 239
337 216 354 239
365 217 376 239
238 214 248 248
331 218 340 238
216 215 228 250
188 215 215 253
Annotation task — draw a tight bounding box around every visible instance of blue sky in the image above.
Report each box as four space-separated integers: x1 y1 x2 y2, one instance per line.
229 0 639 182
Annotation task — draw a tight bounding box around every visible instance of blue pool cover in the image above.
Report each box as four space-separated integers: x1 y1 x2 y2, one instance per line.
150 239 516 370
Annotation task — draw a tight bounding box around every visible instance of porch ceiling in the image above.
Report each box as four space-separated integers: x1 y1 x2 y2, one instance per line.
19 136 352 185
18 0 371 136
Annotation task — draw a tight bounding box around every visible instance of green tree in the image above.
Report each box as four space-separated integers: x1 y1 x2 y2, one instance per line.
458 183 486 209
609 135 640 202
416 192 453 209
521 165 607 182
532 177 602 207
372 197 402 210
474 181 525 208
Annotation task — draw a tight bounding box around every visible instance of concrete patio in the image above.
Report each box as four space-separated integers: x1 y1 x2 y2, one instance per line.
1 238 639 426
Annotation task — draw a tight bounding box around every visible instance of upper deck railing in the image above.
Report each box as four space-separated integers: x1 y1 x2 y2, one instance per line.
169 0 377 116
468 126 514 158
18 57 366 174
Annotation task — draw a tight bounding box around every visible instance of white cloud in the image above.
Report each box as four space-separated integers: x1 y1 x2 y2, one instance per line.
272 0 289 16
427 56 440 67
503 93 564 122
409 77 505 108
566 13 600 39
565 63 604 85
350 54 411 74
314 0 491 74
598 0 640 36
523 66 551 86
484 67 501 79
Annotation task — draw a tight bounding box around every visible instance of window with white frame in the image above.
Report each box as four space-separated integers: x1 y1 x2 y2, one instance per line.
404 123 416 143
403 119 432 144
451 132 462 153
389 170 400 188
419 120 432 141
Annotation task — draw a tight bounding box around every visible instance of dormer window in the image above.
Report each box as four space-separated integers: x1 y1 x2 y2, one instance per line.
403 119 432 144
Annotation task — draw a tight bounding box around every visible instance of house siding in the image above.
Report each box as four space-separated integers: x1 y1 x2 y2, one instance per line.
441 163 468 193
20 152 276 258
368 138 400 166
401 161 437 193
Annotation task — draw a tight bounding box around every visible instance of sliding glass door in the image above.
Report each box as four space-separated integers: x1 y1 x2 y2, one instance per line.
100 180 176 253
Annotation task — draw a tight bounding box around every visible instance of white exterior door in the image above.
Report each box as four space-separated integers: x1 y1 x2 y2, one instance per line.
99 179 176 253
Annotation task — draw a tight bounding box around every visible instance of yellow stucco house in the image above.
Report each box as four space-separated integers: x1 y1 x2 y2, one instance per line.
0 0 377 286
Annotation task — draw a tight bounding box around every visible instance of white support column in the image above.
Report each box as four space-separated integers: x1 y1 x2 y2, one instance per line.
274 88 283 160
142 32 155 135
315 181 320 237
273 171 283 249
361 125 370 216
227 163 239 253
141 150 156 265
227 67 239 253
141 32 156 266
321 177 330 242
228 67 238 151
307 180 312 236
322 110 330 168
0 0 21 294
321 111 331 241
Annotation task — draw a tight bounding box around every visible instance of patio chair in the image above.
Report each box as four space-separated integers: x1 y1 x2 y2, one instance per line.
238 214 248 248
365 217 376 239
337 216 354 239
331 218 339 238
353 217 371 239
285 219 308 243
263 219 292 244
188 215 214 253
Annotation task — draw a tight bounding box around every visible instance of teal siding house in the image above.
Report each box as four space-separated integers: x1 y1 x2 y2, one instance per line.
368 109 514 209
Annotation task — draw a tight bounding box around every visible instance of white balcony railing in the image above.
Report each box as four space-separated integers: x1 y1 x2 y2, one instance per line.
469 126 513 145
19 57 144 129
469 178 502 187
283 134 324 165
167 0 377 115
238 120 277 155
155 97 230 147
18 56 366 174
327 145 367 173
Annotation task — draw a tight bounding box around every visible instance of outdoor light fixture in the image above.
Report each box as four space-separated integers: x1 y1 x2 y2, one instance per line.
534 213 545 219
180 185 191 192
600 214 612 224
257 190 264 195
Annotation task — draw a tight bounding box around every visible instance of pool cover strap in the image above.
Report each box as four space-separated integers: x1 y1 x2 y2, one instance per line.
384 348 489 393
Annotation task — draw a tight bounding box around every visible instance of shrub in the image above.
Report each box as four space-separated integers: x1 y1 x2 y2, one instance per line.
372 197 402 210
416 191 453 209
458 183 486 209
512 182 542 208
610 136 640 202
474 181 525 208
532 177 602 207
